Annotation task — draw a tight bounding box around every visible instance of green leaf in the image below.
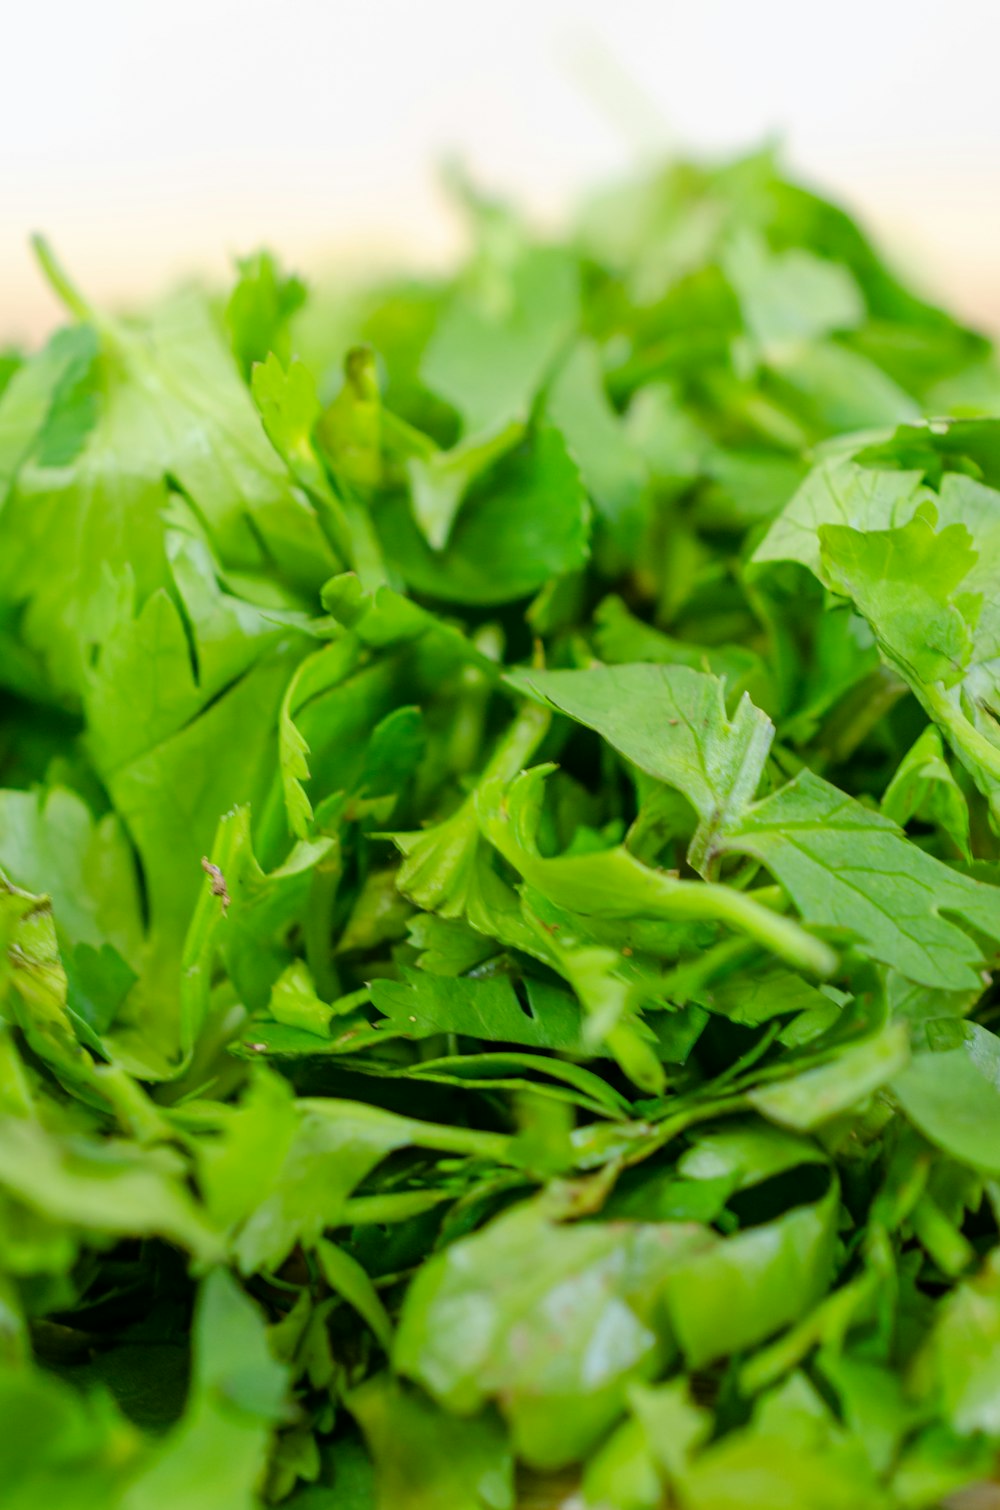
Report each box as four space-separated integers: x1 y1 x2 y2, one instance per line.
753 452 932 576
911 1249 1000 1437
389 700 550 929
278 637 360 839
422 246 579 432
379 426 590 606
678 1121 827 1189
768 339 921 435
316 1239 393 1351
592 595 762 689
748 1023 910 1130
268 961 335 1035
546 340 647 551
0 324 101 500
1 274 334 696
226 250 306 378
478 765 837 980
317 346 384 493
337 1047 627 1120
120 1270 289 1510
0 1112 222 1262
231 1099 508 1273
819 512 978 689
727 770 1000 988
508 662 774 877
369 969 585 1050
9 152 1000 1506
661 1182 840 1367
892 1020 1000 1174
252 352 326 484
723 229 865 353
189 1067 299 1235
882 725 972 860
0 1364 139 1509
675 1371 888 1509
349 1375 514 1510
0 785 143 968
395 1202 713 1469
756 434 1000 825
406 418 524 550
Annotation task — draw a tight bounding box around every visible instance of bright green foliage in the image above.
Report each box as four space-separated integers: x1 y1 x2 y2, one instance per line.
3 152 1000 1507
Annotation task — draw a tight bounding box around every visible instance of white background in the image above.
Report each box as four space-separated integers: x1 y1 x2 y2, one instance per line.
5 0 1000 341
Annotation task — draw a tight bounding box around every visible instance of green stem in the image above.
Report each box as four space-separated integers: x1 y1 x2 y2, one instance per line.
178 816 247 1066
659 935 761 1006
340 1189 451 1225
31 235 98 324
819 666 907 767
713 1019 783 1087
484 698 551 784
404 1118 512 1163
340 491 390 589
0 1273 27 1366
910 1193 975 1278
300 1098 513 1164
637 1093 749 1161
93 1065 173 1144
548 855 836 978
0 1026 35 1119
446 626 504 776
925 683 1000 792
657 879 838 979
305 854 342 1002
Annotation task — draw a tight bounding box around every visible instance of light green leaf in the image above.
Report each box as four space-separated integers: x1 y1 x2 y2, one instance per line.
0 1114 222 1263
121 1270 288 1510
819 512 978 689
508 662 774 877
478 765 837 980
379 425 590 606
370 971 585 1053
893 1020 1000 1174
728 770 1000 989
422 246 578 432
395 1202 713 1469
232 1099 508 1273
349 1375 513 1510
317 1239 393 1351
723 229 865 353
226 250 306 378
753 452 932 574
0 786 143 968
407 418 524 550
546 340 647 550
661 1183 840 1367
748 1023 910 1129
882 725 972 860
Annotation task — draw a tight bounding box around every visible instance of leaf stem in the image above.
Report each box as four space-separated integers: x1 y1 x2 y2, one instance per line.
31 235 98 324
306 854 342 1002
669 880 839 979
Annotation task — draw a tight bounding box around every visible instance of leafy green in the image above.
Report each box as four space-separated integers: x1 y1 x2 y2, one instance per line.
379 425 590 605
892 1019 1000 1174
882 725 972 860
369 972 586 1053
513 666 1000 986
508 662 774 876
421 246 578 432
6 149 1000 1509
349 1374 513 1510
395 1201 713 1467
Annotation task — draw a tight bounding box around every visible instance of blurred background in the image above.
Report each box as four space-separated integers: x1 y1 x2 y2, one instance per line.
5 0 1000 343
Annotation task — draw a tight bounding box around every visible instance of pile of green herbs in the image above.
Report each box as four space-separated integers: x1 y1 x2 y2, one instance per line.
5 152 1000 1510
